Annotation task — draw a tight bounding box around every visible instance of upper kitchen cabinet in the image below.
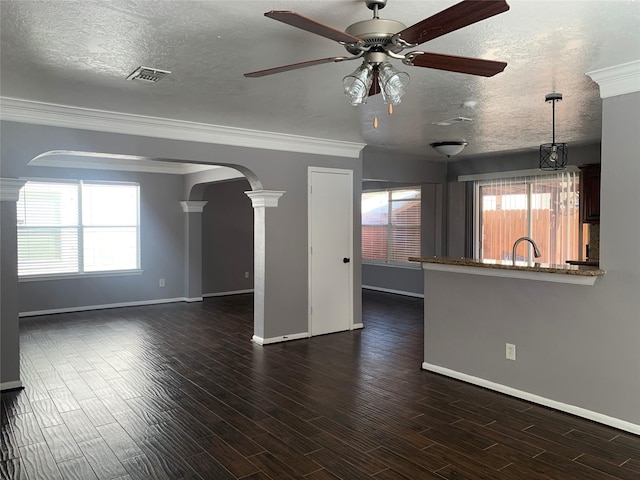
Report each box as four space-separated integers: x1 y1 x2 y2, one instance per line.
579 164 601 224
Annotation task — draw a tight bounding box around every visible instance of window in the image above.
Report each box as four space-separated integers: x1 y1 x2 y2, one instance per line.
475 171 581 264
17 180 140 277
362 188 421 264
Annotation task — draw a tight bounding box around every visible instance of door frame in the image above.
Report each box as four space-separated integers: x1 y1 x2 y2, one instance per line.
307 166 354 336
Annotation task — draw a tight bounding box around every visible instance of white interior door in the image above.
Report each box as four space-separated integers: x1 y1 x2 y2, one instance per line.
309 167 353 336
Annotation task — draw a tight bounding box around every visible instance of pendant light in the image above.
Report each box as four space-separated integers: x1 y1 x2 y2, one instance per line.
539 93 567 171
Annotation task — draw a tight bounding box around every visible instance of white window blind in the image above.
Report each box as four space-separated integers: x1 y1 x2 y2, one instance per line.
475 171 581 264
17 180 140 277
362 188 421 264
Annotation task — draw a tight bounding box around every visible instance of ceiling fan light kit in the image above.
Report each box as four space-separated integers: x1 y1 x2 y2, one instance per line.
245 0 510 109
430 141 468 157
343 63 374 105
377 62 410 105
539 92 568 171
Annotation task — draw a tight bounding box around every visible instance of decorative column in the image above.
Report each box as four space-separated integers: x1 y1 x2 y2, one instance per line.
180 201 208 302
586 60 640 271
245 190 285 345
1 178 26 391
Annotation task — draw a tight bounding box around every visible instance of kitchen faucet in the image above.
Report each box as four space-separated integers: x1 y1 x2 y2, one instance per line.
512 237 541 264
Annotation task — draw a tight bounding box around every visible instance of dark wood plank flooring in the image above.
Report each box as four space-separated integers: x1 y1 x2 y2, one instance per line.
2 290 639 479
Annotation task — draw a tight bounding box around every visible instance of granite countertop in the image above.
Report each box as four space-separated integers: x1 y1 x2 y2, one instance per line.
408 256 605 277
566 260 600 267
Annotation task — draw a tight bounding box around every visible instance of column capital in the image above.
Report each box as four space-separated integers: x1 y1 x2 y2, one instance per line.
180 201 208 213
245 190 285 208
587 60 640 99
0 178 26 202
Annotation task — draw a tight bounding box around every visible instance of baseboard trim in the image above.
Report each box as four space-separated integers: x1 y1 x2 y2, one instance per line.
252 332 309 346
19 297 188 317
422 362 640 435
0 380 24 391
203 289 254 298
362 285 424 299
352 323 364 330
19 291 257 317
184 297 204 303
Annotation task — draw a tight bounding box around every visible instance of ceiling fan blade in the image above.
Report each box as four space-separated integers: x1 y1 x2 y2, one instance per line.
265 11 363 45
244 56 352 78
397 0 510 46
408 52 507 77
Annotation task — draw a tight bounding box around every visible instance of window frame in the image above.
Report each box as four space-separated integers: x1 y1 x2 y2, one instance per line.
362 186 422 267
473 171 583 264
17 179 142 280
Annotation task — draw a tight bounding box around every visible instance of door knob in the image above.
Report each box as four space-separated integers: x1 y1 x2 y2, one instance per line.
343 257 350 263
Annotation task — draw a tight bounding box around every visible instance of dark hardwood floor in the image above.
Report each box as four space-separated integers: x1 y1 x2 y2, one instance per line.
2 290 640 479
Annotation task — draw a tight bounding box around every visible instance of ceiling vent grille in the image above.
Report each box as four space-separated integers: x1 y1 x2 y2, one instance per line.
126 66 171 83
431 116 473 126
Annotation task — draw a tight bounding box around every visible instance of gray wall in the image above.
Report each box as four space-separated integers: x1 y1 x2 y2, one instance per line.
362 146 448 182
423 92 640 427
0 120 363 342
1 201 20 386
14 169 185 314
202 179 254 295
362 147 447 295
446 143 601 181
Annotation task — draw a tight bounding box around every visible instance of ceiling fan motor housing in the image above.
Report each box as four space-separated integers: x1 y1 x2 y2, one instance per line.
365 0 387 10
344 18 407 55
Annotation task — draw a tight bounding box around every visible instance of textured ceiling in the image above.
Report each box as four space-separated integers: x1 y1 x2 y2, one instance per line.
1 0 639 160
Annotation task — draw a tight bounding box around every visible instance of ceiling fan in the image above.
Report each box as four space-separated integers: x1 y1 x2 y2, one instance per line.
244 0 510 106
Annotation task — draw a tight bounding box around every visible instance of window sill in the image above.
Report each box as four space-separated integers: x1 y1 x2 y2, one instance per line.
19 269 143 282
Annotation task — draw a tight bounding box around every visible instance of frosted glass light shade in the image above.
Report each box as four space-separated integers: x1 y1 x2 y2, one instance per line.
430 141 467 157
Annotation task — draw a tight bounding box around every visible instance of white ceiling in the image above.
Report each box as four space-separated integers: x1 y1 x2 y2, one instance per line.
1 0 639 160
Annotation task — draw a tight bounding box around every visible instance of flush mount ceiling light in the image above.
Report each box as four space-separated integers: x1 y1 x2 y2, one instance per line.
430 141 468 158
244 0 509 110
539 93 568 171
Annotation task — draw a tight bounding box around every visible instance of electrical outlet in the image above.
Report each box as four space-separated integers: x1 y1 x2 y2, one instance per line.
506 343 516 361
244 271 249 279
159 278 165 287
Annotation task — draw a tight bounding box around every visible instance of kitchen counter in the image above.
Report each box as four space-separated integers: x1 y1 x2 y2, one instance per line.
566 260 600 267
409 256 605 285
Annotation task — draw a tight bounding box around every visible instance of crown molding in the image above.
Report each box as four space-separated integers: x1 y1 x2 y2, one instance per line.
587 60 640 99
0 97 365 159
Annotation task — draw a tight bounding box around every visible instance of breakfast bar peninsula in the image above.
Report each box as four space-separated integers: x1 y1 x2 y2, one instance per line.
405 255 636 431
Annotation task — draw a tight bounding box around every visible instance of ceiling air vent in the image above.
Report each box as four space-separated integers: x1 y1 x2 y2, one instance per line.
126 66 171 83
431 116 473 126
